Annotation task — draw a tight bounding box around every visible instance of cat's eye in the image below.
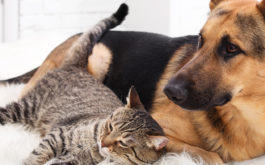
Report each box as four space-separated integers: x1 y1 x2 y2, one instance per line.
117 140 128 148
108 123 113 132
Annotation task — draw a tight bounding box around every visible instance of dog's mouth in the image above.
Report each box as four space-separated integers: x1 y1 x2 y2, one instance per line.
164 84 232 110
213 94 232 107
175 95 232 111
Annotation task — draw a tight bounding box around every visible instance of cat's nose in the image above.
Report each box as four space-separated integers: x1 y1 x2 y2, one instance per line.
101 141 106 147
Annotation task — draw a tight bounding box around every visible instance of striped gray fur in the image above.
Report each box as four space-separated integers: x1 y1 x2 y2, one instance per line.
0 4 167 165
62 4 127 69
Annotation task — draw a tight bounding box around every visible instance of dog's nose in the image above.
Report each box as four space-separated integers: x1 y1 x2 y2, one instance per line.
164 84 188 103
163 75 190 104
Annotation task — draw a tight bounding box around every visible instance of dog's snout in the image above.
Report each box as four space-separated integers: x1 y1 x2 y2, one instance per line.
164 76 190 104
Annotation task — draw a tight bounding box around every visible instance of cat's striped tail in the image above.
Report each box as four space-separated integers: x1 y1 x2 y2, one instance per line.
0 91 40 125
0 102 30 125
62 3 129 68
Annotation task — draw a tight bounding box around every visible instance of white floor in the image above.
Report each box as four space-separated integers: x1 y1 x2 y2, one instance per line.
0 37 265 165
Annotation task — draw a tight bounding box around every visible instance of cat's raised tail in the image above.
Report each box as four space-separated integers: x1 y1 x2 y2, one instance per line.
112 3 129 26
62 3 129 68
0 4 129 127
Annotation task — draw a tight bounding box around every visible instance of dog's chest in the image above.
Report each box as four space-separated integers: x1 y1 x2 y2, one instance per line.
192 105 265 162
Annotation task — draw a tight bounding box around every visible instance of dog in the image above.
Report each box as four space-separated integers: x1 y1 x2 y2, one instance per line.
3 0 265 164
163 0 265 162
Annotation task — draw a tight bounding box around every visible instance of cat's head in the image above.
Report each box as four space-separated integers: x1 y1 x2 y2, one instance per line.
99 86 168 164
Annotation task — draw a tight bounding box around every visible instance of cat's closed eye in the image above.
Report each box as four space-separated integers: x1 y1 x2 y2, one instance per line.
108 123 113 132
117 140 128 148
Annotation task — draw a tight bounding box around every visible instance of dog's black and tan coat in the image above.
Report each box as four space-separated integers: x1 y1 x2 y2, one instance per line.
3 0 265 164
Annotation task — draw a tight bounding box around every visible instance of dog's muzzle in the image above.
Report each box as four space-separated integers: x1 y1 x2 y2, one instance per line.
164 74 232 110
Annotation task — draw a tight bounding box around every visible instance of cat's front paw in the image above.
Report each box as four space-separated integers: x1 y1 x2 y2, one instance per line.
50 163 74 165
48 157 77 165
50 160 76 165
23 159 34 165
23 157 46 165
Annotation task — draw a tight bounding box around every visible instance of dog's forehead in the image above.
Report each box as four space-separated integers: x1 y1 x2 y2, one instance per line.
202 0 265 58
209 0 257 18
235 14 265 57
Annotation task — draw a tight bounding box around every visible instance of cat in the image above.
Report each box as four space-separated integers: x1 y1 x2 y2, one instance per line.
0 4 168 165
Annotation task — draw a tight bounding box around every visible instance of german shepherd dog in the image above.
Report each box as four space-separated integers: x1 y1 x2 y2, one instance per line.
3 0 265 164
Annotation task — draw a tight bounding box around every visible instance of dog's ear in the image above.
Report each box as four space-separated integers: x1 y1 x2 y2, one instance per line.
210 0 229 10
257 0 265 18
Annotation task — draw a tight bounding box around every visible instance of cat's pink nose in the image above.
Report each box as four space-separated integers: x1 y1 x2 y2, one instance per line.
101 141 106 147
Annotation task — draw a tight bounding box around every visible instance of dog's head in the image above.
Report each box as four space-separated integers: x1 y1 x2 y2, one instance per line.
164 0 265 110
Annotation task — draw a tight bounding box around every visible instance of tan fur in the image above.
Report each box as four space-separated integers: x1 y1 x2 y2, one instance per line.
20 34 81 97
150 45 224 164
168 0 265 162
152 0 265 163
21 36 113 97
151 45 199 147
87 43 113 81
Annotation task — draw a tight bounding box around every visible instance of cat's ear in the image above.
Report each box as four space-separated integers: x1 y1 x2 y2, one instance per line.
148 136 169 151
126 86 145 110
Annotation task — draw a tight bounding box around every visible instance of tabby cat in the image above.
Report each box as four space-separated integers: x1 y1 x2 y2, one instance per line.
0 4 168 165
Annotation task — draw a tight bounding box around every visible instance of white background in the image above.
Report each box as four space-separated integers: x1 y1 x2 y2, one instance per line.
0 0 210 42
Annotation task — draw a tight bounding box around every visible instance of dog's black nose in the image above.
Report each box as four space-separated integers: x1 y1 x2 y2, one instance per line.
164 84 188 103
163 75 190 104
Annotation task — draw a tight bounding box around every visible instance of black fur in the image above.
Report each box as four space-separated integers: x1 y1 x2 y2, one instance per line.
1 31 198 111
100 31 198 110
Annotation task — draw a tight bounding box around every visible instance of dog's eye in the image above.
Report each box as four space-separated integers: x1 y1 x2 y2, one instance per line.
226 43 238 54
223 42 242 59
218 35 243 60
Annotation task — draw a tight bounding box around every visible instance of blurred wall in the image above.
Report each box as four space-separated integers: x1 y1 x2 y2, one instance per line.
1 0 19 42
125 0 210 37
19 0 125 39
1 0 211 42
125 0 171 36
0 1 2 42
169 0 209 36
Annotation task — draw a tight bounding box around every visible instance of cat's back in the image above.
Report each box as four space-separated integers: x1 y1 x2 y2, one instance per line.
39 67 123 122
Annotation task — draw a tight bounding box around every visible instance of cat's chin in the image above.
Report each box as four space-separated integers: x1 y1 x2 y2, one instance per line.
99 146 110 157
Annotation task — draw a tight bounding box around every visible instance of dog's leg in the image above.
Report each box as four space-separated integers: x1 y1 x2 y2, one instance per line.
87 43 113 81
20 61 57 98
167 138 224 165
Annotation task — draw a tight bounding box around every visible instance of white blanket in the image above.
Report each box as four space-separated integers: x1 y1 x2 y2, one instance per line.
0 37 265 165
